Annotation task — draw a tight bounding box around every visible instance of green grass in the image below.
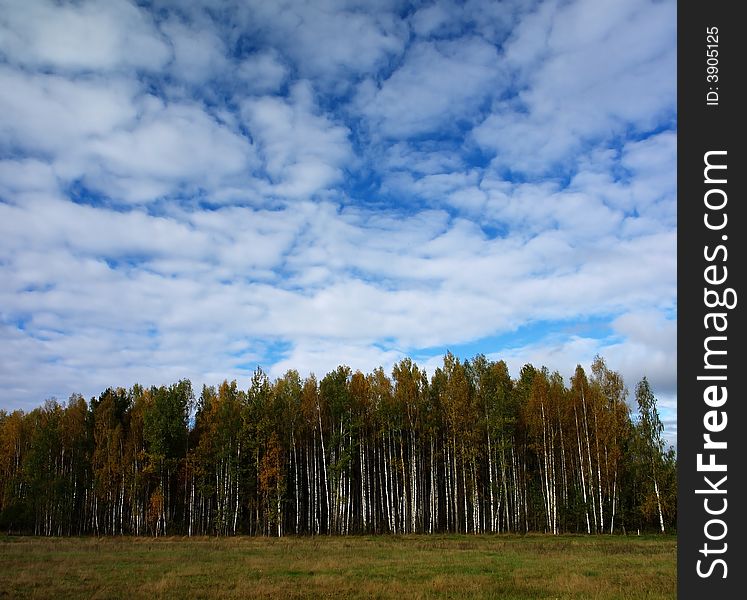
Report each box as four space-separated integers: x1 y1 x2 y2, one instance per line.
0 534 676 599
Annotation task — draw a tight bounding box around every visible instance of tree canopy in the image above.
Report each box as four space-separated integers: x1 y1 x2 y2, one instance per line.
0 354 675 536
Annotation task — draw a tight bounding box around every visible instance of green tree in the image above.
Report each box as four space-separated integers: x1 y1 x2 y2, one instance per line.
143 380 192 535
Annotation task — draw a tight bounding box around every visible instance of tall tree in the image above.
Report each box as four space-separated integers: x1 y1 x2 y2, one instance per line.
143 380 192 535
634 377 669 533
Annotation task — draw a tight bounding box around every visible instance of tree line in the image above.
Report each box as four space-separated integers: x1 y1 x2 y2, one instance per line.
0 354 675 537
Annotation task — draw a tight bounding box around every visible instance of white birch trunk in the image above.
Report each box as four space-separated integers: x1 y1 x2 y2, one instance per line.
575 407 591 534
487 428 495 532
317 407 330 534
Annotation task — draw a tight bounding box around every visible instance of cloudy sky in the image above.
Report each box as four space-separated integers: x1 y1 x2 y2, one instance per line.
0 0 676 442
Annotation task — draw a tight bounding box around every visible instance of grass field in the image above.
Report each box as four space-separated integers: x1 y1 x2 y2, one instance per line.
0 534 676 599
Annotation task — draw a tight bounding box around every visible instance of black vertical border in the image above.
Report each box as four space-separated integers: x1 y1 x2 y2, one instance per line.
678 1 744 597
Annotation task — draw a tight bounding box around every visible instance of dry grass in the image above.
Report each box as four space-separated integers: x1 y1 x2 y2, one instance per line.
0 534 676 599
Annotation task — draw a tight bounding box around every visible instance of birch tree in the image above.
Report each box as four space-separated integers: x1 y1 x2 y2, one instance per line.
634 377 667 533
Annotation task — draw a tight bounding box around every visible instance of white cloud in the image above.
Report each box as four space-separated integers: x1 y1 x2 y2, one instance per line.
409 0 528 44
161 17 228 83
356 37 504 138
381 143 464 176
242 82 352 197
236 50 290 94
410 1 461 38
235 0 407 86
82 100 255 202
620 130 677 221
0 0 170 72
473 0 675 174
0 64 259 203
0 67 139 155
606 310 677 392
0 158 58 197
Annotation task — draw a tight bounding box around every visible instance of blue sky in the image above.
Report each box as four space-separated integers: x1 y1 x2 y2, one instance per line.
0 0 676 442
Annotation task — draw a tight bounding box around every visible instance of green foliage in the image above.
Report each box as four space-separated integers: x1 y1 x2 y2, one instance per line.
143 380 192 462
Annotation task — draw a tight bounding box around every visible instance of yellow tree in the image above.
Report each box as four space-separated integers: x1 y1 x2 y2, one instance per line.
259 431 285 536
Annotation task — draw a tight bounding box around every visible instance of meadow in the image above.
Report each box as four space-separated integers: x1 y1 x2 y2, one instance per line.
0 534 675 599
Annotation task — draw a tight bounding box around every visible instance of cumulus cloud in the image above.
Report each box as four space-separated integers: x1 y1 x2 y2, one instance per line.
0 0 170 72
83 100 255 202
161 17 229 83
472 0 675 175
242 82 352 197
0 67 261 203
0 67 139 155
232 0 407 86
236 50 290 94
356 37 504 138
